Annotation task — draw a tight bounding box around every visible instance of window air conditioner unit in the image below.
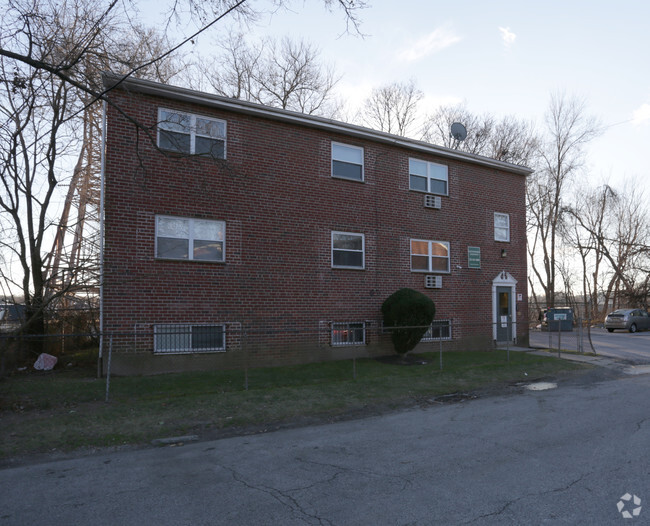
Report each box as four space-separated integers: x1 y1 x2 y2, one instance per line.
424 275 442 289
424 194 442 209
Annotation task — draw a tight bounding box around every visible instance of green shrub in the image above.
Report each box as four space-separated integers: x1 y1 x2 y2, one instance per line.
382 288 435 355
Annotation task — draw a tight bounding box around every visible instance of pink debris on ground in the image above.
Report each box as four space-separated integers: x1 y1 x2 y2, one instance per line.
34 353 58 371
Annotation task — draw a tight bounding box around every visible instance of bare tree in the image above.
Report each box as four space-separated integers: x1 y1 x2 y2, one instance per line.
195 34 341 116
0 57 75 342
421 103 538 165
564 183 650 319
600 186 650 310
487 116 539 166
0 0 367 366
0 0 367 105
563 185 613 321
527 93 600 310
421 103 494 153
359 80 423 136
0 0 182 360
45 23 181 297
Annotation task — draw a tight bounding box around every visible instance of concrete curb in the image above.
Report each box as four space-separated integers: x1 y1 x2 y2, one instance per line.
510 346 646 373
151 435 199 446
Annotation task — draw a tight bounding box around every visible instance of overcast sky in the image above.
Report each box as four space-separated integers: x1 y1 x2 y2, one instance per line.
132 0 649 200
193 1 646 195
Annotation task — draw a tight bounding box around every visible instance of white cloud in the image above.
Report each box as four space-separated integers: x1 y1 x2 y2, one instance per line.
632 103 650 124
398 26 462 62
419 94 463 114
498 27 517 48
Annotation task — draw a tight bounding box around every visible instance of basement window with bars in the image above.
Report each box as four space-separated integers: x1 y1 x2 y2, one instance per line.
331 322 366 346
420 320 452 342
154 324 226 354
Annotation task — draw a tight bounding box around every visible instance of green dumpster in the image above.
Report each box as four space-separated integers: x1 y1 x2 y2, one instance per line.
547 307 573 332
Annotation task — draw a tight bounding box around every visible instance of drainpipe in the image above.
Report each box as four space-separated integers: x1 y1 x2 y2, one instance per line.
98 99 107 377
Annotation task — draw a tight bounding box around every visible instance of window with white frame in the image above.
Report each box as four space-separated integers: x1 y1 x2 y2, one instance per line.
154 324 225 353
494 212 510 242
410 239 450 273
421 320 452 341
332 231 365 269
156 216 225 262
409 159 448 195
332 142 364 181
158 109 226 158
331 322 365 346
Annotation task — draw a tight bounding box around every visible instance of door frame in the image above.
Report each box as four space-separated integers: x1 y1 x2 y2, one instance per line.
492 271 518 341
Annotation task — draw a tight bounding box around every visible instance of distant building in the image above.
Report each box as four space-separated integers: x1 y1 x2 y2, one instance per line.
101 74 531 375
0 303 26 333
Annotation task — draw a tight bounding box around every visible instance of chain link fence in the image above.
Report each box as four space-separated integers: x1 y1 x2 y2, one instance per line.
6 316 614 376
3 319 607 371
527 317 608 355
6 317 614 402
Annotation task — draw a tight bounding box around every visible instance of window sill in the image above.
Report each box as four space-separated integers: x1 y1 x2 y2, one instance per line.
331 175 365 183
154 349 227 355
155 257 226 264
157 147 226 161
409 189 448 197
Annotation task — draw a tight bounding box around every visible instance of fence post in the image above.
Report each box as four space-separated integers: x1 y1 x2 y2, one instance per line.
105 334 113 403
97 333 103 379
507 315 511 363
557 322 561 358
578 317 583 353
243 327 249 391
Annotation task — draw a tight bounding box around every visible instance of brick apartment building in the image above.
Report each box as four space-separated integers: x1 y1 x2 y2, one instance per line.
101 73 531 375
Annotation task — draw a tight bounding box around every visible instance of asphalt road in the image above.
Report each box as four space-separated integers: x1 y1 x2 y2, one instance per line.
530 327 650 364
1 368 649 525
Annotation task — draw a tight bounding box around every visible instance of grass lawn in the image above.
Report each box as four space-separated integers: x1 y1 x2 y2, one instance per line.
0 350 589 461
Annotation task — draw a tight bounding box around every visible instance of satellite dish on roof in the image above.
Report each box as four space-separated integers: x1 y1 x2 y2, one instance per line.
450 122 467 142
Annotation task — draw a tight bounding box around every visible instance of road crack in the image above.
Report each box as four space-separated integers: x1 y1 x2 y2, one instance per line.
222 465 333 526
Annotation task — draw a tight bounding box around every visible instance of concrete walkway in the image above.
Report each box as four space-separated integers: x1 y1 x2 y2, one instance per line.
502 345 650 375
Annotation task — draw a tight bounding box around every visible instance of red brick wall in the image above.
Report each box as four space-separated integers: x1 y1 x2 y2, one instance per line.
102 87 528 373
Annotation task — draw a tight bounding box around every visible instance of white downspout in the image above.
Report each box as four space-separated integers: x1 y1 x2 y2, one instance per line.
99 99 107 375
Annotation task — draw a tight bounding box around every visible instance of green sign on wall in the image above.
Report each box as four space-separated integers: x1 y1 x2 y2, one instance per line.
468 246 481 269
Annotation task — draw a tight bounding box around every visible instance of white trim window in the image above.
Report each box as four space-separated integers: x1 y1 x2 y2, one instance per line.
494 212 510 242
421 320 452 341
410 239 450 273
332 142 364 181
154 324 226 353
158 108 226 158
409 158 448 195
332 231 365 269
332 322 365 346
156 216 225 262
